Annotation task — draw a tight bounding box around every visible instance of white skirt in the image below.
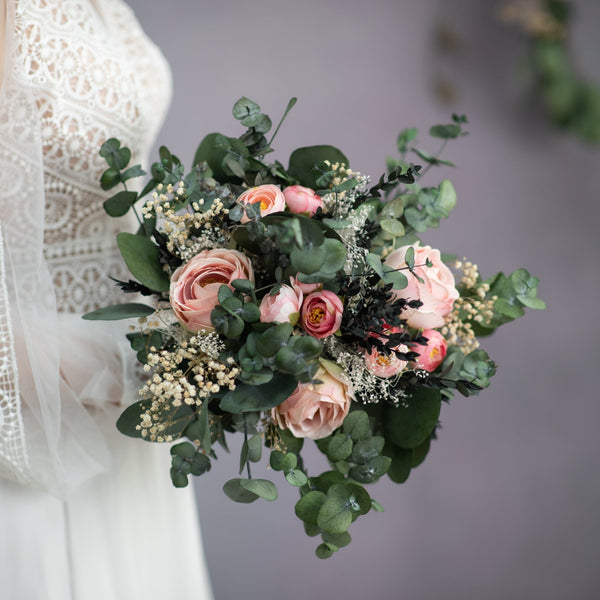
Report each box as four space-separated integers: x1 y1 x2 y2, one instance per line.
0 314 214 600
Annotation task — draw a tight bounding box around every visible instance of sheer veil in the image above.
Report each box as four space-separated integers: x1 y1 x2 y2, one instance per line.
0 0 124 496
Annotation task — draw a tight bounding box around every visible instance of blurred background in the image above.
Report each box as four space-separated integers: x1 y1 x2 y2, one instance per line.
127 1 600 598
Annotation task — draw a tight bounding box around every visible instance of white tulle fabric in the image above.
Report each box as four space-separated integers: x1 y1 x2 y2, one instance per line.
0 1 214 598
0 0 171 494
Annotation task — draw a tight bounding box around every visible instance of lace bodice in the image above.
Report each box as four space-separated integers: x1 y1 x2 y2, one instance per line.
0 0 171 489
14 0 171 313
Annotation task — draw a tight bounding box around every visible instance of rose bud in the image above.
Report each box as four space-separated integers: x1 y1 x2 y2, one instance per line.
259 284 303 326
283 185 323 216
412 329 447 372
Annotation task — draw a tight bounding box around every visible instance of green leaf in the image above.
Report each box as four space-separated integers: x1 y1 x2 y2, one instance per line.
327 434 353 462
240 478 278 501
185 401 212 453
232 97 261 120
290 244 326 275
412 435 431 468
366 253 385 278
348 456 391 483
319 238 347 275
121 165 146 181
385 443 413 484
397 127 418 153
219 372 298 413
116 233 170 292
223 478 260 503
321 531 352 548
285 469 308 487
288 145 349 189
82 303 154 321
429 123 462 139
295 491 327 525
351 437 385 465
317 498 353 535
193 133 234 181
380 217 405 237
116 400 194 440
384 388 442 449
315 543 337 559
279 428 304 454
342 411 370 441
247 433 263 463
100 168 121 190
256 323 293 357
103 190 138 217
438 180 457 214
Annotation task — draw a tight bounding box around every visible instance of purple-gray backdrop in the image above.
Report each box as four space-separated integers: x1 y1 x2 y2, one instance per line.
128 1 600 598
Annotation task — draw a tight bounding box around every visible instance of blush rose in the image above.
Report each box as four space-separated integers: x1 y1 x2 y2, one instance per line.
300 290 343 339
259 284 303 326
271 359 352 440
283 185 323 216
238 184 286 222
412 329 447 372
384 243 458 329
170 248 254 332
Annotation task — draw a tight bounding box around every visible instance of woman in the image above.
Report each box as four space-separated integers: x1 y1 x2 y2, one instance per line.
0 1 213 598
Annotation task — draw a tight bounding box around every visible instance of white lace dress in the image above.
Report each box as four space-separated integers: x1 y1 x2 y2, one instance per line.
0 1 213 598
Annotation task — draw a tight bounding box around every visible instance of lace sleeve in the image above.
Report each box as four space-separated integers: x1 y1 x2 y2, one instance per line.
0 0 114 495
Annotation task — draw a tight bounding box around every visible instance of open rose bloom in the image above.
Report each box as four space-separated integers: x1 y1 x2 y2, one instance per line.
412 329 447 372
384 243 459 329
238 184 286 222
170 248 254 332
300 290 343 339
272 360 353 440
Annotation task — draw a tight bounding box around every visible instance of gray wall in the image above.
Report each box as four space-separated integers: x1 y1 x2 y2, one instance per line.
127 1 600 598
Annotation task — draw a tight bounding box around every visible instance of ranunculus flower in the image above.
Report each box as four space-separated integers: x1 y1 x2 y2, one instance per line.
259 284 303 325
384 243 459 329
364 326 409 378
170 248 254 332
283 185 323 216
412 329 447 372
238 184 286 222
271 359 352 440
300 290 343 339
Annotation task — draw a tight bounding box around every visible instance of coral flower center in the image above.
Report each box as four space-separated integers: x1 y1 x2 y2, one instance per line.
308 307 325 325
376 354 392 366
260 200 268 210
200 275 228 287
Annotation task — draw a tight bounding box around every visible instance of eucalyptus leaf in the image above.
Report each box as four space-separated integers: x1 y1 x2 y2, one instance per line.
116 233 170 292
82 303 155 321
384 388 441 449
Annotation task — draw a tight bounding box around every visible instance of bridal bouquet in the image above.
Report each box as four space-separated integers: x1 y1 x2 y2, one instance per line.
87 98 544 558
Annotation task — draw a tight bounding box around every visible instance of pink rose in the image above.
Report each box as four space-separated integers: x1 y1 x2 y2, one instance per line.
300 290 343 339
271 359 352 440
290 275 322 296
364 326 409 378
384 243 459 329
238 184 286 222
259 284 303 326
412 329 447 372
283 185 323 216
170 248 254 332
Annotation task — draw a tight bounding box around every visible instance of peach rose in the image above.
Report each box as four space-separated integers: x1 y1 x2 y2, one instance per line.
259 284 303 326
283 185 323 216
170 248 254 332
271 359 352 440
384 243 458 329
412 329 447 372
238 184 286 222
300 290 343 339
